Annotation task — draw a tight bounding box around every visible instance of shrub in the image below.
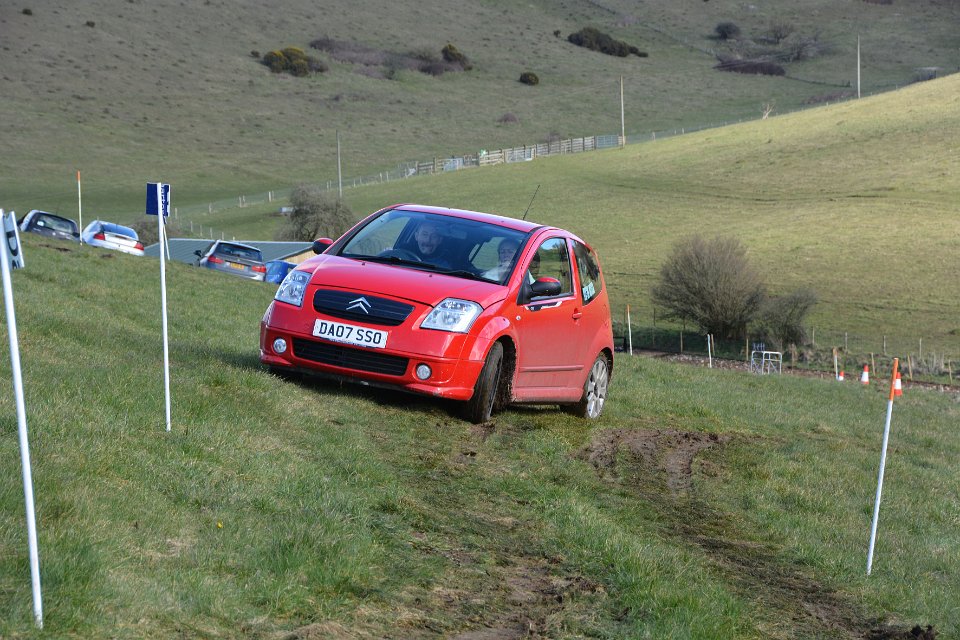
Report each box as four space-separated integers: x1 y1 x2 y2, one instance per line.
261 47 325 77
22 8 32 16
441 43 472 70
519 71 539 86
766 21 794 44
756 289 817 349
85 20 95 27
275 186 354 242
250 50 260 58
651 235 765 339
497 112 519 124
714 22 741 40
714 58 785 76
568 27 645 57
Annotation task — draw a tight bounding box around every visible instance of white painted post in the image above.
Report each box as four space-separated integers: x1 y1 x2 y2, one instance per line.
0 210 43 628
76 171 83 245
707 334 713 368
868 358 899 574
155 187 172 432
626 305 633 355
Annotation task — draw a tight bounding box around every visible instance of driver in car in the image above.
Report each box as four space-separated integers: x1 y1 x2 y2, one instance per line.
410 220 451 268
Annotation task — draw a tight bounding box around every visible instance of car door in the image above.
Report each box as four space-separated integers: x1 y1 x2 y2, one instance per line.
510 235 589 398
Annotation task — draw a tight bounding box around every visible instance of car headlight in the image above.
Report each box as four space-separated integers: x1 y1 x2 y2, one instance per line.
420 298 482 333
275 270 311 307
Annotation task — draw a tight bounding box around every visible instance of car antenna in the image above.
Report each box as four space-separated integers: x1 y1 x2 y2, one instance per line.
522 184 540 221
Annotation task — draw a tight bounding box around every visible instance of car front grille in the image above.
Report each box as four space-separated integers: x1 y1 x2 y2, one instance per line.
313 289 415 326
292 338 409 376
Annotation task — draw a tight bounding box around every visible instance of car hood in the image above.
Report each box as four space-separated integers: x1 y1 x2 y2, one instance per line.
302 255 508 308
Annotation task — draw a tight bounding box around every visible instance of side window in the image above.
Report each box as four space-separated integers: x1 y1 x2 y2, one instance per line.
573 241 603 305
526 237 572 295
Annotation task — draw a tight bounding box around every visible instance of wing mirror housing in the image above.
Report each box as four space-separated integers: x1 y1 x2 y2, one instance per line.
531 276 562 298
312 237 334 254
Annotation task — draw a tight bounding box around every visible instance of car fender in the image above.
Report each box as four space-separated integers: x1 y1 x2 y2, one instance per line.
466 314 514 362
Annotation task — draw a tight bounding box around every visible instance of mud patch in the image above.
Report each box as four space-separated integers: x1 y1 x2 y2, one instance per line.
576 426 937 639
576 427 729 496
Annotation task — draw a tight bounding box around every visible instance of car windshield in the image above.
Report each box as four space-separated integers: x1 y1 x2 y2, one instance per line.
338 209 529 283
215 243 262 261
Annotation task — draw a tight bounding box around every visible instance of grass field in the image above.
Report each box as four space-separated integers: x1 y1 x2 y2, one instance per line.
0 236 956 638
180 73 960 364
2 0 959 215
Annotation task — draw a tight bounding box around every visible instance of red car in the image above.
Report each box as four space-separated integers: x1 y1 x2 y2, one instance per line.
260 204 613 422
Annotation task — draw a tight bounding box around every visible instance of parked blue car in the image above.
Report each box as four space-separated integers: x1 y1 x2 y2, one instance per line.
264 260 295 284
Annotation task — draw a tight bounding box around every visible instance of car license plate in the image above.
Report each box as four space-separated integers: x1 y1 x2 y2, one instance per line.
312 319 387 349
227 261 245 271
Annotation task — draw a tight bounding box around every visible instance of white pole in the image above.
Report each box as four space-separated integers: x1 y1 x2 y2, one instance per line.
157 188 172 432
619 75 625 148
707 334 713 368
337 130 343 201
857 35 861 99
867 358 899 575
626 305 633 355
0 211 43 628
76 171 83 245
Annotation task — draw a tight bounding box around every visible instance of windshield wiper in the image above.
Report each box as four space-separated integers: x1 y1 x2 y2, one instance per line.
437 269 491 281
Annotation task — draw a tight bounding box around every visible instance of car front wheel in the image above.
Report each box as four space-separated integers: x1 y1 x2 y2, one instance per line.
463 342 503 424
568 354 610 419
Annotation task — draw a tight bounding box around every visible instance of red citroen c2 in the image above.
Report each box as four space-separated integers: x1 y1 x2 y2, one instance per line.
260 204 614 423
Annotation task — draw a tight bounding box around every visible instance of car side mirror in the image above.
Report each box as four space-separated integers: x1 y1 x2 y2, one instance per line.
312 237 334 254
531 276 562 298
194 249 203 257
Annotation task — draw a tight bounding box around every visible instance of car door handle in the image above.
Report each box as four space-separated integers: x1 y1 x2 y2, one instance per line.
572 309 583 320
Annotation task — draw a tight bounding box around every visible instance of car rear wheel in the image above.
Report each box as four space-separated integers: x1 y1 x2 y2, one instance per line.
463 342 504 424
568 354 609 419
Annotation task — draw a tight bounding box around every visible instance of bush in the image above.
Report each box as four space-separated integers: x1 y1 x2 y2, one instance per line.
497 112 519 124
756 289 817 349
714 22 741 40
261 47 326 76
519 71 539 86
714 58 785 76
651 235 765 339
128 219 182 247
441 43 472 70
275 186 354 242
568 27 645 58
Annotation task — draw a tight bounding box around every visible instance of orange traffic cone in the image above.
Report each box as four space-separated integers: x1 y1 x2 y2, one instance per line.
894 370 903 397
838 370 845 382
860 365 870 385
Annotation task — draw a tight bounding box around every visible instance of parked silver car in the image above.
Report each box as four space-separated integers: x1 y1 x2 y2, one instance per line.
194 240 266 281
19 210 79 242
81 220 145 256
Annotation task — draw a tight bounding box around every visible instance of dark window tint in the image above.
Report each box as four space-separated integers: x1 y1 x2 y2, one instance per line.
573 241 603 304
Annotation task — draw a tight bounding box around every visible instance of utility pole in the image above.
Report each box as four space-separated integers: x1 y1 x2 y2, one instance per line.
336 130 343 201
857 35 861 98
619 75 625 148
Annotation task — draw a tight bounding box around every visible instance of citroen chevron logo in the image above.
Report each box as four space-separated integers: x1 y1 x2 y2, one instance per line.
346 296 371 313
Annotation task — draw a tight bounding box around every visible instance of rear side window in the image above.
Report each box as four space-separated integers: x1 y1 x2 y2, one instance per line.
573 241 603 305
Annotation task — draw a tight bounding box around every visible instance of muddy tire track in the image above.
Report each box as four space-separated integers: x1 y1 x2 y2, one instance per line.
576 427 937 639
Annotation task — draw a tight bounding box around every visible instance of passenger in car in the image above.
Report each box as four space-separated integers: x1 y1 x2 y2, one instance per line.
482 238 519 281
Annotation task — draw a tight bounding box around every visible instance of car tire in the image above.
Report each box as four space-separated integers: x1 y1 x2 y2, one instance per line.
463 342 504 424
567 354 610 419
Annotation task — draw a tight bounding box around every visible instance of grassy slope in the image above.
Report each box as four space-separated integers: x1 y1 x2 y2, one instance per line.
0 237 957 637
1 0 958 216
246 73 955 355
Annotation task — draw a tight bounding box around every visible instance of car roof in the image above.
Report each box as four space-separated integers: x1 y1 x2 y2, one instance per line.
213 240 261 251
390 203 546 234
31 210 76 224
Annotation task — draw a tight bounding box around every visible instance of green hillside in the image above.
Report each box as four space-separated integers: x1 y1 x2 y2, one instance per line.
2 0 958 215
0 235 956 638
196 73 960 359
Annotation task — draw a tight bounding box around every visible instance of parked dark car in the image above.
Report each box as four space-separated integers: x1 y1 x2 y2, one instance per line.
194 240 266 281
265 260 296 284
19 210 80 242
